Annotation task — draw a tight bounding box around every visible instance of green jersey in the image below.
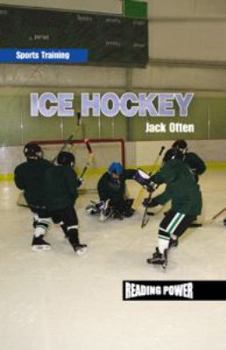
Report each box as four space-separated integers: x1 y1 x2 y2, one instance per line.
184 152 206 182
151 159 202 216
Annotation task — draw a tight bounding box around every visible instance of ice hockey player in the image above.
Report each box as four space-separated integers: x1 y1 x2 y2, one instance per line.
171 139 206 227
44 151 87 255
172 139 206 182
142 148 202 269
87 162 136 221
14 142 52 251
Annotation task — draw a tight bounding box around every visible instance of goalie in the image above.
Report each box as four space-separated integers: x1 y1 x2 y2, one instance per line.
86 162 137 221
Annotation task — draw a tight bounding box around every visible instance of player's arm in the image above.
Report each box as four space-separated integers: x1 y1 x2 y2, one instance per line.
64 168 79 202
186 153 206 175
152 188 171 206
134 164 175 193
123 168 137 180
14 166 26 190
151 162 176 185
143 186 171 208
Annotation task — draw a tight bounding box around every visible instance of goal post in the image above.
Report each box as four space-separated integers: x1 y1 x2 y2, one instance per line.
34 138 125 192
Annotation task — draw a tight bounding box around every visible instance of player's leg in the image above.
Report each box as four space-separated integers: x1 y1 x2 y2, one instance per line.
99 199 114 221
31 209 51 251
146 211 176 268
86 200 104 215
61 207 87 255
169 214 194 246
120 198 135 218
147 211 189 268
51 211 69 238
110 196 134 219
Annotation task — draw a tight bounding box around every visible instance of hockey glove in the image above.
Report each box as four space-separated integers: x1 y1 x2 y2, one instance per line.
77 177 84 188
142 197 159 208
146 181 158 193
134 169 151 187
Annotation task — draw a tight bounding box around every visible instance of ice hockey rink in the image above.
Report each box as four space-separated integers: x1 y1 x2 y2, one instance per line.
1 0 226 349
0 168 226 350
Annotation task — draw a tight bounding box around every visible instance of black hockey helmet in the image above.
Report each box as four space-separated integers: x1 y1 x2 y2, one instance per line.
23 142 43 159
57 151 75 167
163 148 183 163
172 139 188 154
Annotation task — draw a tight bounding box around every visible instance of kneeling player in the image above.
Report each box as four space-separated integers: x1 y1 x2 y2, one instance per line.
44 151 87 255
142 148 202 269
87 162 136 221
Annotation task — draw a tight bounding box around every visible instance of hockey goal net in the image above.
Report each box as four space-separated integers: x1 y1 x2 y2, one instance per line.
34 138 125 192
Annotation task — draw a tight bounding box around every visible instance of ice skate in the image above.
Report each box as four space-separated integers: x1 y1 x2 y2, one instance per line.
169 237 179 248
73 244 87 256
32 235 51 251
146 247 168 269
99 199 112 221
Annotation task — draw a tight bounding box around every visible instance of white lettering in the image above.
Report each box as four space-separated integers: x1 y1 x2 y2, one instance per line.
101 93 120 117
120 92 139 117
30 92 74 117
163 283 194 299
57 93 74 117
81 93 101 117
16 51 39 60
169 123 195 133
175 93 194 117
41 51 70 60
145 122 166 133
125 283 162 299
158 93 175 117
30 92 194 118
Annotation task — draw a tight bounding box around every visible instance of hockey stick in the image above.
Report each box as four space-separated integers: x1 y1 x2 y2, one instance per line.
51 112 82 163
76 112 82 127
79 139 94 179
132 146 165 210
141 147 166 228
51 134 74 163
141 185 162 228
141 207 155 228
203 207 226 225
17 112 82 207
210 207 226 221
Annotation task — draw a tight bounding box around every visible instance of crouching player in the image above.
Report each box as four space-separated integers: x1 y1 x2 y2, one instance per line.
86 162 136 221
140 148 202 269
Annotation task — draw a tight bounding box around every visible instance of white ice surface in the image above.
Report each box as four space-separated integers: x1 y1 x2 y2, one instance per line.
0 170 226 350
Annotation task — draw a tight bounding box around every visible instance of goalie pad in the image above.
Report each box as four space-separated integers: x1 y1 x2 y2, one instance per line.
86 200 113 221
86 201 105 215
